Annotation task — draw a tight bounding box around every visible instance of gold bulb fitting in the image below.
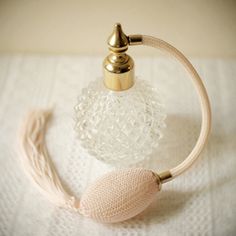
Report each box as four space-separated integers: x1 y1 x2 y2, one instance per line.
103 23 134 91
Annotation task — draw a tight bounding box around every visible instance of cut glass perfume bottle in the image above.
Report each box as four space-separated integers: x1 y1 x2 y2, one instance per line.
75 24 166 165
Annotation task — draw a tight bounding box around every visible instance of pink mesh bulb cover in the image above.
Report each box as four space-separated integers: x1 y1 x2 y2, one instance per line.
79 168 161 223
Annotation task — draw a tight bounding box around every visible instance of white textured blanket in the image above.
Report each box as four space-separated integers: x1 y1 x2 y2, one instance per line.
0 55 235 235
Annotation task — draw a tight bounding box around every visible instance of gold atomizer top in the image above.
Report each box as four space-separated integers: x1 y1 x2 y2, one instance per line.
103 23 134 91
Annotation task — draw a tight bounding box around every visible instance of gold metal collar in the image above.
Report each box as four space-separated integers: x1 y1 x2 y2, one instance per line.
103 23 134 91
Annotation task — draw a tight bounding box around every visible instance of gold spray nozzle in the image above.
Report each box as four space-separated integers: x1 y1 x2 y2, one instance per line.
103 23 134 91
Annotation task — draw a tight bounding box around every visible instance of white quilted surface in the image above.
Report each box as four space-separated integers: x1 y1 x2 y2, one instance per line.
0 55 235 235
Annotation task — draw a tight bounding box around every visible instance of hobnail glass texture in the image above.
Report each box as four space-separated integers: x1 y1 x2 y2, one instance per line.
75 78 166 165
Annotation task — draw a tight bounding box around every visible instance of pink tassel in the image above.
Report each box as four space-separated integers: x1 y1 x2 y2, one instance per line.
18 109 79 210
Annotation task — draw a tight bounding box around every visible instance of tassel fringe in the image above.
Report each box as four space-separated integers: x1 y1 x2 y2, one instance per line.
19 109 79 210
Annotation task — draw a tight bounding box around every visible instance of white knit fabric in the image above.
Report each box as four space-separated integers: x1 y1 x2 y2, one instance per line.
0 55 235 235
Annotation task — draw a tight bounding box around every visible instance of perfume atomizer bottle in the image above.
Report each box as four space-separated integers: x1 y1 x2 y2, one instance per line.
75 23 166 165
18 22 211 224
